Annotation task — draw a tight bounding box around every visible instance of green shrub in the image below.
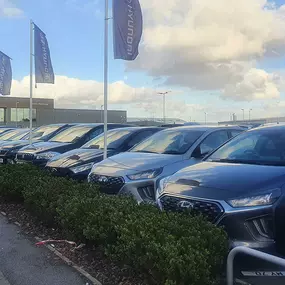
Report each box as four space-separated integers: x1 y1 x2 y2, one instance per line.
0 164 228 285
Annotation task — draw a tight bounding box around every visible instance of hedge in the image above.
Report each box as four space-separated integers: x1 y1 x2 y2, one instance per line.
0 164 228 285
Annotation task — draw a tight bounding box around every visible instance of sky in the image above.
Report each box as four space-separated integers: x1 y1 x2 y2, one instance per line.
1 0 285 122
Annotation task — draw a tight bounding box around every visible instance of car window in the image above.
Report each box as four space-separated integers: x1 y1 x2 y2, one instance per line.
85 127 103 142
230 130 242 138
208 130 285 165
200 131 229 155
49 126 93 143
127 130 156 148
0 130 20 140
23 125 62 140
131 129 205 155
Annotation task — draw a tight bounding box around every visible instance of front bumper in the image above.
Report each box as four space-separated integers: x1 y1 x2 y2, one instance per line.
158 193 281 255
46 166 89 181
88 172 157 203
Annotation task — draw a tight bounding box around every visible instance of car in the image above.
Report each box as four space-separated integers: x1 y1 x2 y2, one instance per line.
16 123 131 167
0 128 29 146
46 127 163 180
88 125 243 203
156 124 285 258
0 124 73 164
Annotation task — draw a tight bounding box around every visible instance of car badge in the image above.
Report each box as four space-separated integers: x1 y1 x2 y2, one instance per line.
177 200 194 210
51 168 57 173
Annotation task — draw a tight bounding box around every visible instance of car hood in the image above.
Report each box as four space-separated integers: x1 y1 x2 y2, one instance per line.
92 152 183 175
47 148 118 168
1 140 31 150
163 162 285 200
18 141 71 154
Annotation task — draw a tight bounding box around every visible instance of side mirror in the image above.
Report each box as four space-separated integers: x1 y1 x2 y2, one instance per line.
191 146 202 159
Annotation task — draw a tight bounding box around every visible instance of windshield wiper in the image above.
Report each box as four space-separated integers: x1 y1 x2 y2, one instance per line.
133 150 157 154
163 150 182 155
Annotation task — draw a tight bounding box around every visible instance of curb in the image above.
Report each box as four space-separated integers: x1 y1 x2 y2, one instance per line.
1 211 102 285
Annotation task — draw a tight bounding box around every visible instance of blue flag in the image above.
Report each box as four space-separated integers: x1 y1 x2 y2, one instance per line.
0 51 12 96
113 0 143 61
34 24 54 84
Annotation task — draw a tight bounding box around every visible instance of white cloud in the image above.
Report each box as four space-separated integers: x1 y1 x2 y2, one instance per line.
0 0 23 18
10 75 179 109
126 0 285 101
222 68 280 101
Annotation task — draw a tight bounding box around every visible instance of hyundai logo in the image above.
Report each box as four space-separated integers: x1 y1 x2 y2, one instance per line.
98 176 108 183
51 168 57 173
177 200 194 210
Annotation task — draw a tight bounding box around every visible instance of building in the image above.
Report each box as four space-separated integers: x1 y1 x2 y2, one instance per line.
0 97 127 127
127 117 186 126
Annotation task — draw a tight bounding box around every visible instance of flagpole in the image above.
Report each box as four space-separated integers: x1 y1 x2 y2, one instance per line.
29 20 34 145
103 0 109 159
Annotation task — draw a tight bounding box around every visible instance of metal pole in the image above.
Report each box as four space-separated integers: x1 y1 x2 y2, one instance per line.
16 102 18 127
227 246 285 285
204 112 207 124
249 109 252 122
103 0 108 160
101 104 103 123
241 109 244 121
163 94 166 124
29 20 34 145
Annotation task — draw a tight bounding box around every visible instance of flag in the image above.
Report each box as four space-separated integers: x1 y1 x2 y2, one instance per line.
113 0 143 61
34 24 54 84
0 51 12 95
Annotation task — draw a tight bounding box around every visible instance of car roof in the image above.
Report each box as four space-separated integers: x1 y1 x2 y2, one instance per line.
159 125 242 132
248 123 285 132
108 126 164 132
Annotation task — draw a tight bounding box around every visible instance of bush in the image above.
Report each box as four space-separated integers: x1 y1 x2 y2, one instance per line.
0 164 228 285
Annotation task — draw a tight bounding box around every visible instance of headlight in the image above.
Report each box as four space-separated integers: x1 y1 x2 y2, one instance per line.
36 152 60 160
70 162 94 174
227 189 281 208
127 168 163 180
157 176 170 196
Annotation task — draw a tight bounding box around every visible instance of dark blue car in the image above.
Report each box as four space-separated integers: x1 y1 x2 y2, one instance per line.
45 127 163 180
16 123 131 167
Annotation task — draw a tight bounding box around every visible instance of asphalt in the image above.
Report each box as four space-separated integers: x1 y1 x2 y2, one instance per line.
0 215 87 285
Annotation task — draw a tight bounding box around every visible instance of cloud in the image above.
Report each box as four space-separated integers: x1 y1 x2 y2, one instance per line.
125 0 285 100
0 0 24 18
10 75 179 109
222 68 280 101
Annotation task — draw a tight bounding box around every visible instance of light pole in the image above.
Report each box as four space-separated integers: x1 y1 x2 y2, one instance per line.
232 113 236 121
204 112 207 124
249 109 252 121
16 101 19 127
241 109 245 121
101 105 103 123
158 91 171 123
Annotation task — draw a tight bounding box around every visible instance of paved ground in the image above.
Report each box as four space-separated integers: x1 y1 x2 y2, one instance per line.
0 215 88 285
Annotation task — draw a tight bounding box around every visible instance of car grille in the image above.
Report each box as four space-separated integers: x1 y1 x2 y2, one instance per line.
46 167 71 176
138 185 155 201
17 153 35 161
88 173 124 194
159 195 224 223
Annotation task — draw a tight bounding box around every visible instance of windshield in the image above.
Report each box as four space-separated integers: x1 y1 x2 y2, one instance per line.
131 129 204 155
0 130 27 141
23 125 62 140
208 130 285 166
83 129 134 150
49 126 93 143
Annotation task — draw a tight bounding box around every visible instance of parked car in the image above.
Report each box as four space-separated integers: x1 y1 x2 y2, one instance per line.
0 129 29 146
46 127 163 180
156 124 285 258
16 123 131 167
0 124 73 164
88 125 243 203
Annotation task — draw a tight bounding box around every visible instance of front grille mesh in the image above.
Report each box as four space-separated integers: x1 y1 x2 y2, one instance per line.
89 174 124 194
160 195 224 223
17 153 34 161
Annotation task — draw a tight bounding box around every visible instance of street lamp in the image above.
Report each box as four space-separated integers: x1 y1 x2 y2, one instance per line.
241 109 245 121
158 91 171 123
101 105 104 123
204 112 207 124
249 109 252 121
16 101 19 127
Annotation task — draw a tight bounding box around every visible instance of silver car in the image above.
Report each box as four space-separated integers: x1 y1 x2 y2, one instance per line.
88 126 243 203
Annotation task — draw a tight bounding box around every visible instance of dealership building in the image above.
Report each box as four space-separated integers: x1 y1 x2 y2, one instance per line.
0 97 127 127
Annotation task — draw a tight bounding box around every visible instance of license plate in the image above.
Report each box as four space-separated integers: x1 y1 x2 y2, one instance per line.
242 271 285 277
16 161 26 164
